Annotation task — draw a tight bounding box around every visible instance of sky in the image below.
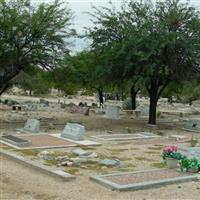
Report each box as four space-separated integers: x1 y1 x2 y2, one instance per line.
32 0 200 52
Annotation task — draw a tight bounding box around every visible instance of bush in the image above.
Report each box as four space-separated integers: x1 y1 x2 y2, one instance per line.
123 98 132 110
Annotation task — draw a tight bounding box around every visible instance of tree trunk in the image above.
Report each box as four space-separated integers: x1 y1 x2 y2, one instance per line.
29 90 32 96
148 89 158 125
131 85 137 110
116 93 120 101
97 88 104 106
0 83 10 96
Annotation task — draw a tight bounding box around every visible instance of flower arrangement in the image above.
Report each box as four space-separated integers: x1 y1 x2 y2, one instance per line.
162 145 185 160
180 158 200 172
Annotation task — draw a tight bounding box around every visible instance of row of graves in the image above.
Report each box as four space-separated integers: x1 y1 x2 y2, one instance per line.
1 106 200 191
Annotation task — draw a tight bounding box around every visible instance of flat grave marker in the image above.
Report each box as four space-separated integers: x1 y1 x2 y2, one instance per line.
1 135 31 147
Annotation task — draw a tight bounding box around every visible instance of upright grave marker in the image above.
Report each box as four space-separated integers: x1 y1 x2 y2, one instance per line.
105 105 120 120
24 119 40 133
61 123 85 141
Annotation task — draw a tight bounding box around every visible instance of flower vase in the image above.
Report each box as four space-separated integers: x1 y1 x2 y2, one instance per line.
166 157 178 169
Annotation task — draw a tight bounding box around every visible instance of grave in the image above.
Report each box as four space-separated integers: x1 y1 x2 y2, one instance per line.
105 105 120 120
184 118 200 132
23 119 40 133
61 123 85 141
188 147 200 161
92 132 159 141
1 135 31 147
178 146 200 161
139 106 149 117
90 169 199 191
1 134 77 149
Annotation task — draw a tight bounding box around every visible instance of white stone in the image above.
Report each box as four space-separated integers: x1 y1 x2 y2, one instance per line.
24 119 40 133
61 123 85 141
72 148 91 156
105 105 120 119
185 118 200 131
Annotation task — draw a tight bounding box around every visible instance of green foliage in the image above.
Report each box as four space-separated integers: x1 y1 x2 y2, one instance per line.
180 158 200 171
13 69 50 95
163 152 185 160
0 0 74 95
123 98 132 110
87 0 200 124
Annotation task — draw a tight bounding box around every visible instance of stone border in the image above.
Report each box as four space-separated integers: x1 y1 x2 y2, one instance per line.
90 169 199 191
92 132 159 141
0 134 78 150
182 128 200 133
51 134 101 146
0 149 75 181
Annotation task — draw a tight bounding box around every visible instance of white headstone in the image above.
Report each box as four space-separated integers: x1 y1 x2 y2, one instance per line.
185 118 200 131
140 106 149 116
24 119 40 133
61 123 85 141
105 105 120 120
188 147 200 161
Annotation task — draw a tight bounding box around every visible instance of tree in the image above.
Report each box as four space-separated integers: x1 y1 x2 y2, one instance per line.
0 0 74 95
13 68 50 95
66 50 110 105
87 2 146 110
88 0 200 124
137 0 200 124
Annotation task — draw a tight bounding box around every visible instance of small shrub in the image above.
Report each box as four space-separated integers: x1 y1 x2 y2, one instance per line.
122 98 132 110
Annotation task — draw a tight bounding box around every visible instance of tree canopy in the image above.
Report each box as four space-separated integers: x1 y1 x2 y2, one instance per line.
0 0 74 95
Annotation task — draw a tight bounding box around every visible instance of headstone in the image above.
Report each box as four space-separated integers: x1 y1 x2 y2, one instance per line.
188 147 200 161
105 105 120 119
140 106 149 116
24 119 40 133
61 123 85 141
185 118 200 131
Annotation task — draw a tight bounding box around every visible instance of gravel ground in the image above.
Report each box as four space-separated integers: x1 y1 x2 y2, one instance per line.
1 95 200 200
1 156 200 200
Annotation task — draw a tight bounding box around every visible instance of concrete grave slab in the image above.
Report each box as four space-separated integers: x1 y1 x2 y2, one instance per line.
61 123 85 141
90 169 199 191
92 132 159 141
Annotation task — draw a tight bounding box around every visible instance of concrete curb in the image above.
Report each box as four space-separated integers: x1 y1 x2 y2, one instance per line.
0 149 75 182
182 128 200 133
90 169 199 191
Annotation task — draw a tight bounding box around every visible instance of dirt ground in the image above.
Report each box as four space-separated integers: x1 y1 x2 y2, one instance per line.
1 95 200 200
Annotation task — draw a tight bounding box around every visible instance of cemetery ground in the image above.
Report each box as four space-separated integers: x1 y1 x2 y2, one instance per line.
1 95 200 200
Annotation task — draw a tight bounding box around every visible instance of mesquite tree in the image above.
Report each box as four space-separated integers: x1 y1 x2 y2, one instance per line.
136 0 200 124
88 0 200 124
0 0 74 95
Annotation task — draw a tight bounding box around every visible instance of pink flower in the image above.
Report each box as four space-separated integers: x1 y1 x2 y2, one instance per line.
163 145 177 153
